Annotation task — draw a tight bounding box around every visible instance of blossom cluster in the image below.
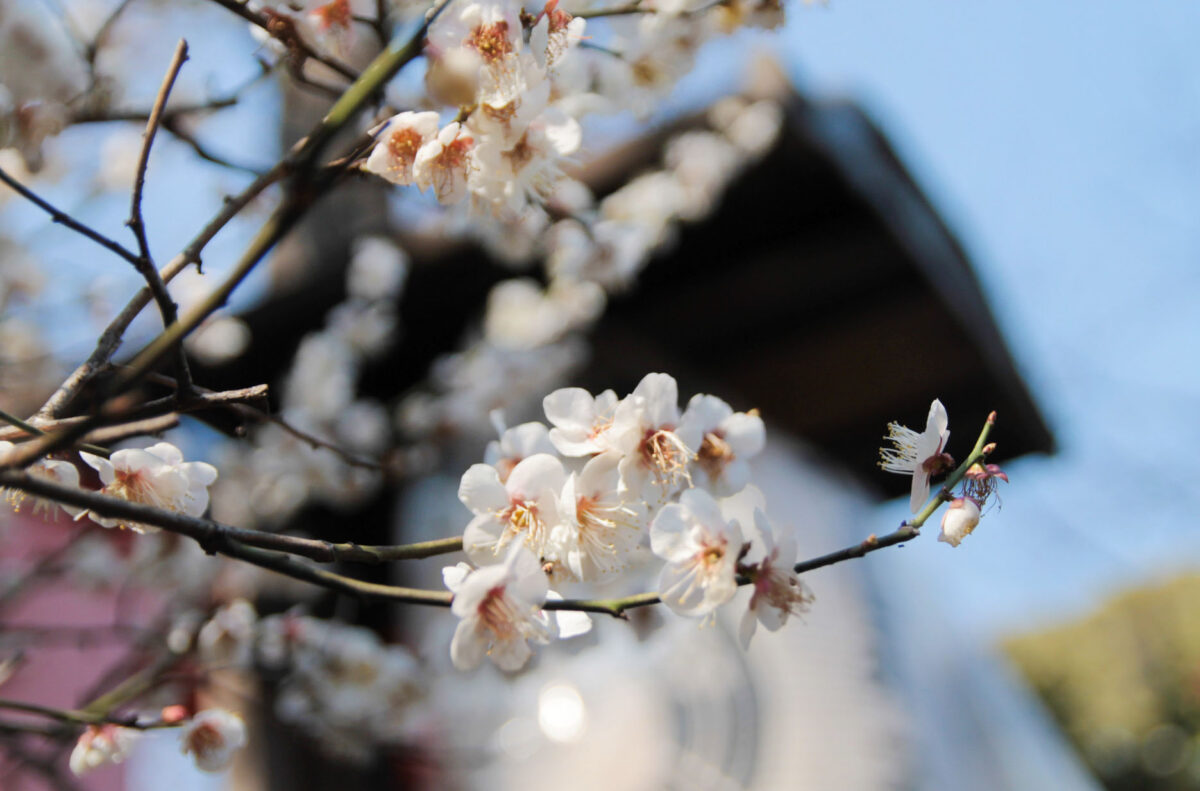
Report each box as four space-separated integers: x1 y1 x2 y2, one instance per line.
393 95 784 441
446 371 811 671
68 708 246 777
192 601 426 763
878 399 1008 547
209 237 410 527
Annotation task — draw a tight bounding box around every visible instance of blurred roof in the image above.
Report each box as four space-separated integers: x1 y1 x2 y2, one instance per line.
579 83 1055 498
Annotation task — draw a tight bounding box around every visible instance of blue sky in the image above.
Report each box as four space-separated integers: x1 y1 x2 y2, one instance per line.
770 1 1200 639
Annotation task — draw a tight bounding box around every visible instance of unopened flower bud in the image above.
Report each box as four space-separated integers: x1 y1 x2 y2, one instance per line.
161 704 189 724
938 497 981 547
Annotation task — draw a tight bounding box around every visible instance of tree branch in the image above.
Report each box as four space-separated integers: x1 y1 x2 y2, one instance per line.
0 167 141 266
127 39 195 399
35 162 287 420
0 414 999 619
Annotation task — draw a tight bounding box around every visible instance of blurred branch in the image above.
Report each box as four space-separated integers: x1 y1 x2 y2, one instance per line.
205 0 360 82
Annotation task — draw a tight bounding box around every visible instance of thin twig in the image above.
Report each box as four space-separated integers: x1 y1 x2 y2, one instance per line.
0 698 180 730
0 386 267 470
127 39 195 398
116 0 454 392
259 409 384 470
84 0 137 72
0 408 110 458
576 2 644 18
0 167 141 266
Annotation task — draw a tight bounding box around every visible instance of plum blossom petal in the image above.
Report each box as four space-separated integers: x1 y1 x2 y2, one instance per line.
878 398 950 514
0 440 83 517
180 709 247 772
69 725 138 776
543 387 620 456
78 442 217 532
680 393 765 496
938 497 982 547
448 543 554 671
738 509 810 648
650 488 742 620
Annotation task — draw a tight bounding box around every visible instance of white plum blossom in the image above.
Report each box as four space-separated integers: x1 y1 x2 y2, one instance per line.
301 0 363 56
78 443 218 533
473 107 582 215
528 0 586 71
346 236 409 301
0 441 83 517
446 543 555 671
413 122 475 204
543 386 621 456
428 0 527 106
878 398 951 514
180 709 247 773
549 451 646 581
737 508 810 648
680 394 765 496
938 497 982 548
610 372 701 501
270 616 423 761
468 68 551 151
365 111 440 186
484 414 556 482
650 488 742 621
69 724 138 776
460 452 566 563
197 599 258 668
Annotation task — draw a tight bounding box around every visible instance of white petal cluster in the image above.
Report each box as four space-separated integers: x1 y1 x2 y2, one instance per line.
78 442 218 533
445 542 590 671
197 599 259 668
0 0 86 169
878 398 950 514
650 488 742 621
0 440 83 518
258 613 424 763
733 494 811 647
69 724 138 776
448 372 800 671
179 709 247 773
210 239 408 527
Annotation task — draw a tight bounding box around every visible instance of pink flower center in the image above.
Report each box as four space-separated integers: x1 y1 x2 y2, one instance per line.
477 585 518 639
